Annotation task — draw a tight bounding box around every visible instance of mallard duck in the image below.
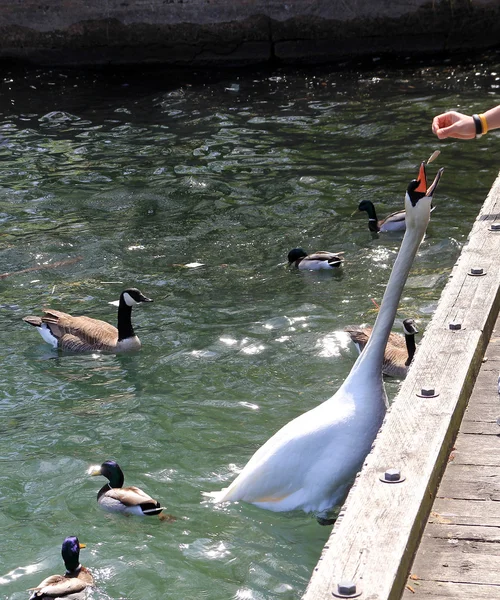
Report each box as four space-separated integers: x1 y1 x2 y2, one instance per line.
88 460 164 517
358 200 407 232
345 317 418 378
28 536 93 600
287 248 344 270
209 162 443 517
23 288 153 353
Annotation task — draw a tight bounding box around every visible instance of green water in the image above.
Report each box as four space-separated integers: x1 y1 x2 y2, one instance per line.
1 51 499 599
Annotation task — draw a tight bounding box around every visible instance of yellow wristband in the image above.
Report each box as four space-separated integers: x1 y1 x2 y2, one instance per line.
479 113 489 134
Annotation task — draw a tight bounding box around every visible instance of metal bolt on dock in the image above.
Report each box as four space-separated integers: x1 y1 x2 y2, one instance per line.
380 467 406 483
333 580 362 598
417 387 439 398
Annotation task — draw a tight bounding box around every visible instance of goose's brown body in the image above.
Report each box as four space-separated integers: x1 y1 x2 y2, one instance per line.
23 288 152 353
345 318 418 379
23 309 127 353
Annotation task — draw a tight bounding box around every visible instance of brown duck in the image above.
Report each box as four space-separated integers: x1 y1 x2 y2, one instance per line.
28 536 93 600
23 288 152 353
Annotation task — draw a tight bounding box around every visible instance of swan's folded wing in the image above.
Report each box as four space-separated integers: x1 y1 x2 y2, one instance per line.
210 417 334 504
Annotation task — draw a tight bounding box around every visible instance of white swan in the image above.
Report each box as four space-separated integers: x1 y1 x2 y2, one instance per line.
209 161 443 516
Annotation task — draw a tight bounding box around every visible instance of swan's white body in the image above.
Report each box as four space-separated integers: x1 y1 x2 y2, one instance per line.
210 162 443 514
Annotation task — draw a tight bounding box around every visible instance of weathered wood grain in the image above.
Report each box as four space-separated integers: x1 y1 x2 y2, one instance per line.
402 579 500 599
423 522 500 542
407 536 500 584
459 421 499 434
303 173 500 600
430 497 500 526
437 464 500 500
451 434 500 466
462 403 500 423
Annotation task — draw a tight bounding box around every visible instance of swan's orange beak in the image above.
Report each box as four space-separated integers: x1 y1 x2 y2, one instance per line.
415 162 427 194
415 161 444 197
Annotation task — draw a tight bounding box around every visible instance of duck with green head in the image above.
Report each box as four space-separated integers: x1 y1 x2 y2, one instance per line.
89 460 164 517
28 536 93 600
287 248 344 270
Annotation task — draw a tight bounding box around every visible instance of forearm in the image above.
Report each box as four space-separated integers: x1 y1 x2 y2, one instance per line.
482 105 500 132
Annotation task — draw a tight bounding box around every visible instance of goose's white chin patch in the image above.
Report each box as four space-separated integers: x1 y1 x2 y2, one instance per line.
122 292 138 307
38 324 58 349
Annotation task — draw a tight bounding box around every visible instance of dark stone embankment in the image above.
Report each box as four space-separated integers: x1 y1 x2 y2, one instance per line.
0 1 499 66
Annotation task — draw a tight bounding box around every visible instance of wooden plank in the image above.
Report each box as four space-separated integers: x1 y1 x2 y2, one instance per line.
402 579 500 599
451 434 500 466
462 403 500 423
406 536 500 585
430 497 500 526
436 464 500 500
459 421 499 434
303 173 500 600
423 522 500 543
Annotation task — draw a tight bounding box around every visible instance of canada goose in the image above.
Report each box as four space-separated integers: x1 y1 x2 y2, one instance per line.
358 200 407 232
23 288 153 353
345 317 419 378
208 161 443 517
287 248 344 270
28 536 93 600
88 460 165 517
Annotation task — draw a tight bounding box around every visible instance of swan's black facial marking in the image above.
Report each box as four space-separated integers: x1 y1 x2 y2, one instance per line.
407 179 426 207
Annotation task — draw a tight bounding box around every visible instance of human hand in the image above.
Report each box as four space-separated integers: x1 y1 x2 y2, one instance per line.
431 110 476 140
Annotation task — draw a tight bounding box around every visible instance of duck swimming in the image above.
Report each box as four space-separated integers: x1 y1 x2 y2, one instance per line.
358 200 407 233
89 460 164 517
345 317 419 379
23 288 153 353
287 248 344 270
209 161 443 517
28 536 93 600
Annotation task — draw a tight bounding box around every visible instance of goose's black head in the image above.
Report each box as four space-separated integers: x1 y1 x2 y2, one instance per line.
120 288 153 307
402 318 418 336
287 248 308 264
61 536 84 573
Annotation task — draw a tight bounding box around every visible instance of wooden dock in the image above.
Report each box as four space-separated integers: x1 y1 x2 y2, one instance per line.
303 172 500 600
401 318 500 599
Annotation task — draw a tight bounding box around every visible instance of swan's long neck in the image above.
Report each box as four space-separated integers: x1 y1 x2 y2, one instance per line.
348 200 429 382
